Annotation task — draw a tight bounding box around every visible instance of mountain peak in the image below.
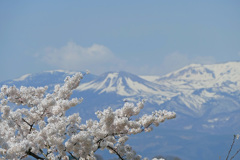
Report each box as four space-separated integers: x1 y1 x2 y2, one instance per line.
158 61 240 80
155 61 240 93
77 71 166 97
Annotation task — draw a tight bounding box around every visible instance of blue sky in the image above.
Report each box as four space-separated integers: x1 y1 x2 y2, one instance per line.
0 1 240 81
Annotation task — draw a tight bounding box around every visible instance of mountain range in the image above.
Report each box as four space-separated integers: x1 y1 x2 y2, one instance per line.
1 61 240 160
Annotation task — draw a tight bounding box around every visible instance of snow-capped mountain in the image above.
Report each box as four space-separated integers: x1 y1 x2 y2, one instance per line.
76 71 177 105
152 62 240 117
1 62 239 118
155 61 240 92
73 62 240 118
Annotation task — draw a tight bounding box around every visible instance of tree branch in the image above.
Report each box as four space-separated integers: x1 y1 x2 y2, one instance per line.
22 118 34 130
26 149 44 160
20 154 28 159
94 132 126 153
68 152 78 160
107 145 124 160
39 149 49 160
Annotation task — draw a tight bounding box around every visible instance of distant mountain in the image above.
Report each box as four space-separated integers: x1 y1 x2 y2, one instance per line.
153 62 240 117
155 61 240 91
76 71 177 105
0 70 97 89
75 62 240 118
1 62 240 160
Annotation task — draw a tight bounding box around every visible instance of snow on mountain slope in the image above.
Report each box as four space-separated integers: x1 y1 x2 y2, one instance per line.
155 61 240 92
1 62 239 117
149 61 240 116
13 74 31 81
77 71 176 98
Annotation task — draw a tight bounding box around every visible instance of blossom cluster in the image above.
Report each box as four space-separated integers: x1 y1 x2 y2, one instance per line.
0 73 176 160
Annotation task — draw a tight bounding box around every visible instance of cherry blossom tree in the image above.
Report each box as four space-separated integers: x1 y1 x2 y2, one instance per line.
0 73 176 160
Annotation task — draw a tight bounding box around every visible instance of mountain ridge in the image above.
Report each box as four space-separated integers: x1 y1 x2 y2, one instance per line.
1 61 240 117
1 61 240 160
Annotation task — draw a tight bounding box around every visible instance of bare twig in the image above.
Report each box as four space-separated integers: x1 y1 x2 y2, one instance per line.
226 135 236 160
230 148 240 160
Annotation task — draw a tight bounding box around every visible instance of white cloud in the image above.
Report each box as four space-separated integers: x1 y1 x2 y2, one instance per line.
37 43 217 76
38 42 123 74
